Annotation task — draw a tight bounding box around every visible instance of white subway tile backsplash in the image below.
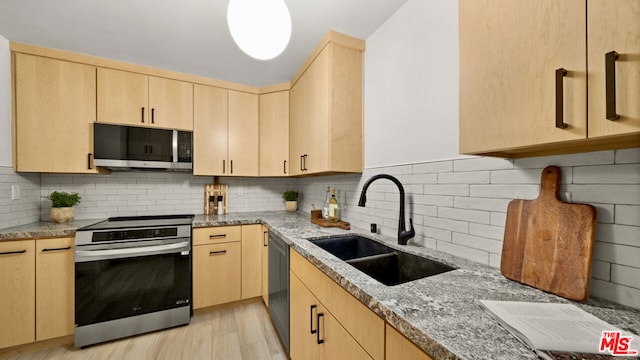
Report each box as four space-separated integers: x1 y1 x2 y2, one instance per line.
438 171 490 184
611 264 640 290
615 148 640 164
412 160 453 174
438 207 490 224
469 184 540 199
573 164 640 184
595 223 640 247
590 279 640 310
616 205 640 226
453 157 513 172
593 242 640 268
568 184 640 205
297 148 640 309
591 260 611 281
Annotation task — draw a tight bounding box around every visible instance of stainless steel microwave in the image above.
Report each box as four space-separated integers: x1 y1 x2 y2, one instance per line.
93 123 192 171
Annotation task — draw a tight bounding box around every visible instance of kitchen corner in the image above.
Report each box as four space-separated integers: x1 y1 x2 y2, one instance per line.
4 211 638 359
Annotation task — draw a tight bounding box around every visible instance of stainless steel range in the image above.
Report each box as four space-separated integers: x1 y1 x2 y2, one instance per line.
74 214 194 347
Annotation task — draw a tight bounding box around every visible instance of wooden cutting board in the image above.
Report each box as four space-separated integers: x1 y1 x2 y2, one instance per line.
501 166 597 301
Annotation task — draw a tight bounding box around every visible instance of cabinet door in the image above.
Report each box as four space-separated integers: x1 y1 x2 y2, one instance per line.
261 227 269 306
194 85 228 176
193 242 241 309
290 272 321 360
149 76 194 131
386 324 433 360
292 48 331 174
15 54 97 173
0 240 35 348
97 67 148 126
587 0 640 138
241 224 263 299
319 309 373 360
459 0 587 154
228 90 259 176
35 237 74 341
289 81 305 176
259 91 290 176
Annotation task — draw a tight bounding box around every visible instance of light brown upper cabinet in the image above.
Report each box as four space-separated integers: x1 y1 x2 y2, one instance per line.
228 90 259 176
587 0 640 138
459 0 639 157
97 68 193 131
289 33 364 176
193 85 228 176
193 86 258 176
14 54 98 173
259 90 290 176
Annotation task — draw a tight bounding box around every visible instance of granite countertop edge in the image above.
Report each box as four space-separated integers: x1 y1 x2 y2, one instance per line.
2 211 639 360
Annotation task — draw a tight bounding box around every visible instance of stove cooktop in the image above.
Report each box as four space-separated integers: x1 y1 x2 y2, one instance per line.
79 214 194 231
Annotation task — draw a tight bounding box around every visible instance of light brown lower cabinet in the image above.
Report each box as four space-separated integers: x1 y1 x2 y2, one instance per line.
193 241 241 309
35 237 75 341
0 237 74 350
290 272 372 360
0 240 36 349
241 224 263 299
386 324 433 360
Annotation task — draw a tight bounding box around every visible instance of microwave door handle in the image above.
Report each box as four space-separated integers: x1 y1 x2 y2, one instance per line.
75 241 190 261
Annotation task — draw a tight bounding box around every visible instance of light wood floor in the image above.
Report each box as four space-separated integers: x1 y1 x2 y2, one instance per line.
1 299 287 360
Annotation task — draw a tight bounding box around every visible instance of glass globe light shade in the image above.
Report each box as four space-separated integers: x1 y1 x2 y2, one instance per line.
227 0 292 60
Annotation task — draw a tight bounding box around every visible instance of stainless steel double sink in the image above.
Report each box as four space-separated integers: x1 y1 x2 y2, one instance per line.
308 235 455 286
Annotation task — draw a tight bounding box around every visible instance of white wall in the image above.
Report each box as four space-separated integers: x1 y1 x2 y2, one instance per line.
364 0 460 168
0 35 11 167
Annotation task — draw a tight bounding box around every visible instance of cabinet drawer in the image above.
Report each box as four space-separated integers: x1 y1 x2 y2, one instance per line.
290 249 384 360
193 226 242 245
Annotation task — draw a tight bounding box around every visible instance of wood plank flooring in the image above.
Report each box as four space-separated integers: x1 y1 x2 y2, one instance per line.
0 299 287 360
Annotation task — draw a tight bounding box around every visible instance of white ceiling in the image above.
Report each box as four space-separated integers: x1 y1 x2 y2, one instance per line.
0 0 408 87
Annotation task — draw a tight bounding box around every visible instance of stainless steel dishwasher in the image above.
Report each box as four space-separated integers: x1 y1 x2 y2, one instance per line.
268 231 289 353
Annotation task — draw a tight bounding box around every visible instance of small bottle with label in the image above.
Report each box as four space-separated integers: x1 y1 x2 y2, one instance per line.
322 186 331 219
217 195 224 215
328 189 339 222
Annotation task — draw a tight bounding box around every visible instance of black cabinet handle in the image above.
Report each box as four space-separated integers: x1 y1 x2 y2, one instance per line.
151 108 155 124
209 250 227 256
302 154 308 171
555 68 568 129
316 312 324 344
149 145 153 154
605 51 620 120
223 160 226 174
209 234 226 238
0 250 26 255
141 107 145 123
263 231 268 247
310 305 317 334
300 155 304 171
230 160 233 174
87 153 93 170
42 246 71 252
284 160 287 174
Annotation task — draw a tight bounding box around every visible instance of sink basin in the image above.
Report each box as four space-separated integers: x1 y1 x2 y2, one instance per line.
309 235 455 286
309 235 394 261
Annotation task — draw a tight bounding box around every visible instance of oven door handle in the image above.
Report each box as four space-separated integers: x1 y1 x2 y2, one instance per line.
75 241 190 262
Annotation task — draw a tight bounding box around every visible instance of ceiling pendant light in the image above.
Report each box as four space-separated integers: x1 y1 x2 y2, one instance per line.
227 0 292 60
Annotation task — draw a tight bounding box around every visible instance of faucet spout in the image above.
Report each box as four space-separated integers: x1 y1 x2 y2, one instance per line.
358 174 415 245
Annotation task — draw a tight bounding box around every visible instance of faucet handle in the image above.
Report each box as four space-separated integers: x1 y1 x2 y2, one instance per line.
408 217 415 236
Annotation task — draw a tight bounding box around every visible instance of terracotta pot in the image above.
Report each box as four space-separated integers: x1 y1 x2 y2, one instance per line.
285 201 297 212
50 207 75 223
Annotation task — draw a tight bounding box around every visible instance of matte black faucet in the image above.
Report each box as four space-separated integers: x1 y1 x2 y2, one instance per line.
358 174 415 245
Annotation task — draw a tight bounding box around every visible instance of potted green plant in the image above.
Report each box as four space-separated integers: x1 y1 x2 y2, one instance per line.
47 191 81 223
282 190 298 212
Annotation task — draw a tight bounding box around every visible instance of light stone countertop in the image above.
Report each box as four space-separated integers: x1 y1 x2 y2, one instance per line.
2 211 639 359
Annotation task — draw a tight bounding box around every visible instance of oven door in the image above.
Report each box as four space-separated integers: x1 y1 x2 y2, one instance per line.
74 239 191 327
